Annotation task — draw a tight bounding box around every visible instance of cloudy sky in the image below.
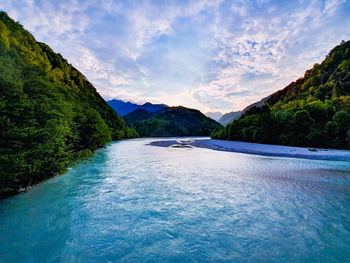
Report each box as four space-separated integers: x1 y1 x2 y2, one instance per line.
1 0 350 113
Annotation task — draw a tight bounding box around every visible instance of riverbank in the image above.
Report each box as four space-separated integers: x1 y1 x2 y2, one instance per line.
149 138 350 162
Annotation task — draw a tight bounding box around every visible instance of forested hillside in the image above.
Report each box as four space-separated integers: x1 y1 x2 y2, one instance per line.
0 12 137 197
126 107 222 137
212 41 350 149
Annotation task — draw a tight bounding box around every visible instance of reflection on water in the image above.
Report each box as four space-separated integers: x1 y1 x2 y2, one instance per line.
1 138 350 262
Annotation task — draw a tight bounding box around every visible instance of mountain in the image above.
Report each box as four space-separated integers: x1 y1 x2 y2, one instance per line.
109 99 221 137
124 109 154 123
218 96 270 126
212 40 350 149
140 102 168 113
107 99 168 116
0 12 137 198
107 99 140 116
126 107 222 137
218 111 241 126
205 111 223 122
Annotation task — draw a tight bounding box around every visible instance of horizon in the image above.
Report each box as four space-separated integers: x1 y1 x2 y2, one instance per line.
1 0 350 113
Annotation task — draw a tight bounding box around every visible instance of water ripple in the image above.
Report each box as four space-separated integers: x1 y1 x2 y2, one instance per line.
1 138 350 262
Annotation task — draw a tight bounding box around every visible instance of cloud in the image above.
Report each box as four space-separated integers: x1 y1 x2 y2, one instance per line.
1 0 349 113
196 0 350 111
226 90 251 97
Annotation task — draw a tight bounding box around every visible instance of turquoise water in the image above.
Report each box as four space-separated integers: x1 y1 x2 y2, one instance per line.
1 138 350 262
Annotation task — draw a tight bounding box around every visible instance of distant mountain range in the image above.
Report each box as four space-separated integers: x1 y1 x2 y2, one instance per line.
219 96 270 126
108 100 222 137
217 111 241 126
206 96 269 126
205 112 223 122
125 107 221 137
111 97 269 128
107 99 168 116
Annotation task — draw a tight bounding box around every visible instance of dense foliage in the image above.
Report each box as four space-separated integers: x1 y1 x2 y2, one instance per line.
125 107 222 137
212 41 350 149
124 109 155 123
0 12 137 197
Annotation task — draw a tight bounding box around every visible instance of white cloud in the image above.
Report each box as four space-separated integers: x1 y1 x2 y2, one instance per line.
194 0 350 112
1 0 349 113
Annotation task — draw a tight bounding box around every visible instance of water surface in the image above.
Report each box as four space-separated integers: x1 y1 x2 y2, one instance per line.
1 138 350 262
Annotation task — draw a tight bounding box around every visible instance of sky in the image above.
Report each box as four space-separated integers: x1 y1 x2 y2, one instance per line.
1 0 350 113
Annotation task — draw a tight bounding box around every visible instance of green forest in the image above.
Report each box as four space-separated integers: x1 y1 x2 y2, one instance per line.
0 12 137 198
125 107 222 137
212 41 350 149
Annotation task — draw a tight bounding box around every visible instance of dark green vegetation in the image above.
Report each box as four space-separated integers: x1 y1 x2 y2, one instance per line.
212 41 350 149
125 107 222 137
0 12 136 198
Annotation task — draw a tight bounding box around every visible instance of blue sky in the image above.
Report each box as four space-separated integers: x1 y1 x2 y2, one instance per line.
1 0 350 113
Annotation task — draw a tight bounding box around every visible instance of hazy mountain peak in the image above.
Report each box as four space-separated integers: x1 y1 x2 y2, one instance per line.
205 112 223 122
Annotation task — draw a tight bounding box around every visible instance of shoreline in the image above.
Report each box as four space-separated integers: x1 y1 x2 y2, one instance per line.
148 138 350 162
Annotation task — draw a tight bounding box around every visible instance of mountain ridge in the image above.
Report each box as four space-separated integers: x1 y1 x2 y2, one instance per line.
124 105 222 137
205 112 223 122
107 99 168 116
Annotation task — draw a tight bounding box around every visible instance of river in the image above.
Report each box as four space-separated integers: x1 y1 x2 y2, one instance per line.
1 138 350 262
